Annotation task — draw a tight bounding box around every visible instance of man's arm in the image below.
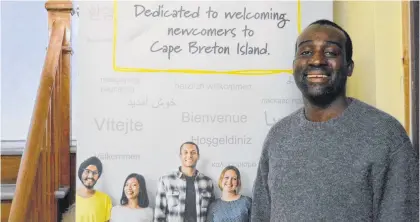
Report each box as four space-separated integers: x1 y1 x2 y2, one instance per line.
250 133 272 222
154 177 168 222
374 140 419 221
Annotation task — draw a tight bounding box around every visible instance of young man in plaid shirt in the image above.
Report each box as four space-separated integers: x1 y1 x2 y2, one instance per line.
154 142 215 222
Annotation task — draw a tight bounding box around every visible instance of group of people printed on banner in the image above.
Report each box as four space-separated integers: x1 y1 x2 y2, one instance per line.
72 19 419 222
75 141 251 222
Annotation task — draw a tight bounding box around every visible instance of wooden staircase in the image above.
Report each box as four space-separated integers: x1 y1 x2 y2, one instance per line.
1 141 77 222
1 1 75 221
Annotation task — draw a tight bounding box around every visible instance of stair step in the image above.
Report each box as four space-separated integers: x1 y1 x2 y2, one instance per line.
1 140 77 156
1 140 77 184
1 200 11 222
0 183 70 222
1 184 15 200
1 183 70 201
1 156 20 184
1 140 76 221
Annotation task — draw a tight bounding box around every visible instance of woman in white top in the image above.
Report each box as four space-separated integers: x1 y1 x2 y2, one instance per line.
111 173 153 222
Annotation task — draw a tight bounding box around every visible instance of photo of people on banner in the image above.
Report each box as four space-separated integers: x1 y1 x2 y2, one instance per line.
76 142 251 222
75 141 251 222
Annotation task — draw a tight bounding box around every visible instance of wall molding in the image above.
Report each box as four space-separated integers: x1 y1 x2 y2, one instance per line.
1 184 70 200
1 140 77 155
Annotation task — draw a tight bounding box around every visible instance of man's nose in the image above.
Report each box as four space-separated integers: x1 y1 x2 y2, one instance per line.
309 51 327 66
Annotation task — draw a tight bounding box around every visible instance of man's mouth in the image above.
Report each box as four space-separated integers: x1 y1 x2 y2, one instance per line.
304 70 330 83
304 68 329 76
307 74 328 78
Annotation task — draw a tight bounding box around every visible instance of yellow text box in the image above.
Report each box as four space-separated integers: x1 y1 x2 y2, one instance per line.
112 0 301 75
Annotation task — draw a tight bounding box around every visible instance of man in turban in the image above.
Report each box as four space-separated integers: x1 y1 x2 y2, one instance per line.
76 156 113 222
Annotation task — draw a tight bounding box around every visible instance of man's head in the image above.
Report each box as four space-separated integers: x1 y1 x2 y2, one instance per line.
293 19 354 107
179 142 200 168
78 156 103 189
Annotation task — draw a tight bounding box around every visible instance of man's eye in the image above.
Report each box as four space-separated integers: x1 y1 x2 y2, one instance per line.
300 51 311 56
325 51 337 56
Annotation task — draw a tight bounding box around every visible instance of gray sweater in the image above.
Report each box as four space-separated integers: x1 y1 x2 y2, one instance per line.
251 98 419 222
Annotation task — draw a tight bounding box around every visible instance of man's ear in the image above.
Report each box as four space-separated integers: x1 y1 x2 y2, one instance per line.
347 60 354 77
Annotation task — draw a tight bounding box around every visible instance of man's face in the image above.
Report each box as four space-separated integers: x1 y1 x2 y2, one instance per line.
81 165 99 189
180 144 199 168
293 25 353 105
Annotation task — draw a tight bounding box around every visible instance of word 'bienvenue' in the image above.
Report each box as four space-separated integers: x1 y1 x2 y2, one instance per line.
132 4 291 60
182 112 248 124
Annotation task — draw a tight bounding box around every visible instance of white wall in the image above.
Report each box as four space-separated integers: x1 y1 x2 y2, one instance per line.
1 1 77 141
1 1 48 140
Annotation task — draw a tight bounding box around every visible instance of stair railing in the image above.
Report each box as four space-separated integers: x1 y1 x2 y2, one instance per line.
8 16 71 222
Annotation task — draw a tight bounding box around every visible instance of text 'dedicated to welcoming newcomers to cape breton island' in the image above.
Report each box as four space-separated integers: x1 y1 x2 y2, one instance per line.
114 1 300 72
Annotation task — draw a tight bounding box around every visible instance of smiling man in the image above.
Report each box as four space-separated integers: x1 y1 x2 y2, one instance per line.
154 141 215 222
76 156 113 222
251 19 419 221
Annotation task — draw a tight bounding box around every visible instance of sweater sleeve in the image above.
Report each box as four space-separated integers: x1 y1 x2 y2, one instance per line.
250 131 272 222
374 140 419 222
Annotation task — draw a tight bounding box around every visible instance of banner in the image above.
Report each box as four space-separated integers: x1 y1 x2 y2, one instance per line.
75 0 332 208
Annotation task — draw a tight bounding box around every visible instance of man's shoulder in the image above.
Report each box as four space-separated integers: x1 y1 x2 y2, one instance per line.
95 190 112 200
76 190 112 203
351 99 412 151
266 107 303 134
158 169 180 181
353 99 408 134
196 172 213 183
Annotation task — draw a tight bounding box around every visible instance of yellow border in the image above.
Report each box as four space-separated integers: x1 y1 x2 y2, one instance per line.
112 0 301 75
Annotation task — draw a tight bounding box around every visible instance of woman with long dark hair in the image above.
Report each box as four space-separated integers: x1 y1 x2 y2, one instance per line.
111 173 153 222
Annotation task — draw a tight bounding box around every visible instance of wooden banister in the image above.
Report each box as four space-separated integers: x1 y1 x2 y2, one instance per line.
8 20 66 222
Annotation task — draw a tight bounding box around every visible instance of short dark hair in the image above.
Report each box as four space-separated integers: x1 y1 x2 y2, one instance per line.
120 173 149 208
179 141 199 155
298 19 353 64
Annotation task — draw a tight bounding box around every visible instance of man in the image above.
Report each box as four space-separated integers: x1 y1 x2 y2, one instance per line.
154 142 215 222
251 19 419 221
76 156 113 222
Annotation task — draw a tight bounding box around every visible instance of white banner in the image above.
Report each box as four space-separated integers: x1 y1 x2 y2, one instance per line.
75 0 332 207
